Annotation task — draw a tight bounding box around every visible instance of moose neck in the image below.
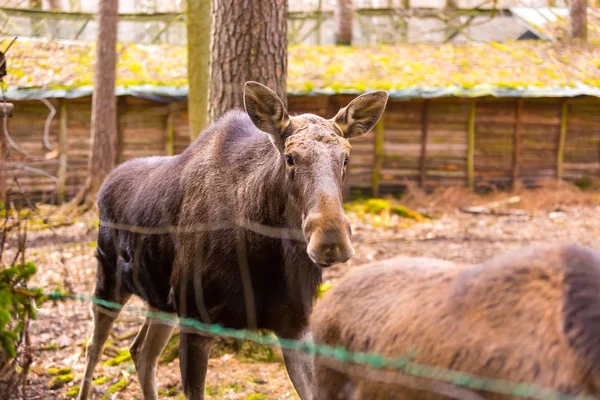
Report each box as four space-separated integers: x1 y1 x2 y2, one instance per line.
237 139 295 228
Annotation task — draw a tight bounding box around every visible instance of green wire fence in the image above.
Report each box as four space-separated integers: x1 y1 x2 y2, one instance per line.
41 289 598 400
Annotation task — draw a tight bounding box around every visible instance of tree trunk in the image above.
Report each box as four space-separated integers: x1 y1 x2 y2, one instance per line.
69 0 81 11
0 102 13 208
569 0 588 40
48 0 61 10
335 0 353 45
444 0 459 41
73 0 119 207
0 115 6 208
29 0 43 37
398 0 409 42
209 0 287 122
187 0 211 139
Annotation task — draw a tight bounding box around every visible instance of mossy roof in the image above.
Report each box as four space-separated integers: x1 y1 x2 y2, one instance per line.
5 38 600 100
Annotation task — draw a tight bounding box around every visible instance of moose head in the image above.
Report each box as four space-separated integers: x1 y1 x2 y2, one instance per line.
244 82 388 267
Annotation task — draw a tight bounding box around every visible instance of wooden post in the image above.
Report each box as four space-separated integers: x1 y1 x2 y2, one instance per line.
165 106 176 156
467 101 476 189
556 100 568 181
371 119 385 197
57 100 68 203
316 0 323 45
0 102 15 207
511 99 523 191
419 100 430 188
116 96 127 164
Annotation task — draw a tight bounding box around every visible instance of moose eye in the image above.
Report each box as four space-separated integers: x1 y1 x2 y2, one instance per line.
344 158 350 167
286 155 294 166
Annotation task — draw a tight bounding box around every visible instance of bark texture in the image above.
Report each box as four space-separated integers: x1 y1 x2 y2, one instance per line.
209 0 287 122
48 0 61 10
444 0 458 41
187 0 211 139
569 0 588 40
75 0 118 206
0 115 6 206
334 0 353 45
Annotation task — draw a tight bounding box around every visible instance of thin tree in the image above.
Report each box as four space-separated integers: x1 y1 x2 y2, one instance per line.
69 0 81 11
187 0 211 139
335 0 353 45
73 0 119 207
570 0 588 40
444 0 458 41
398 0 410 42
208 0 288 121
48 0 61 10
29 0 43 37
0 114 6 207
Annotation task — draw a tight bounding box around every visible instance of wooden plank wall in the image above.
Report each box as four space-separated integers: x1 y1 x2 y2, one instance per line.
3 95 600 203
5 99 62 204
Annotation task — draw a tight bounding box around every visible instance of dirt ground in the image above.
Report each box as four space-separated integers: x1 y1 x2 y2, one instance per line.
17 187 600 399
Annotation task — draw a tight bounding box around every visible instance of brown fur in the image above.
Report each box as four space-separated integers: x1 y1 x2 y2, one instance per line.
78 82 388 400
311 243 600 399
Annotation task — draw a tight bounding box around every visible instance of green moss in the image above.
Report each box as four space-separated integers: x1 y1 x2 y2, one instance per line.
158 386 180 397
38 342 60 352
389 204 428 220
237 340 281 363
159 332 180 364
345 199 428 221
93 376 109 385
210 333 282 363
226 382 243 393
246 394 268 400
103 349 131 366
65 385 80 398
316 282 333 299
7 39 600 94
103 377 129 399
205 386 218 396
575 176 595 190
48 373 74 389
204 383 244 397
47 366 72 375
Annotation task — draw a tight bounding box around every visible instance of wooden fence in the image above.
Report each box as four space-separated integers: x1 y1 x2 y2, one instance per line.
2 94 599 204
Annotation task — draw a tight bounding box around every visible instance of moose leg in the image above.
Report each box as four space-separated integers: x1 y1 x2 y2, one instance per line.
77 300 128 400
179 331 214 400
313 358 354 400
130 310 175 400
279 329 315 400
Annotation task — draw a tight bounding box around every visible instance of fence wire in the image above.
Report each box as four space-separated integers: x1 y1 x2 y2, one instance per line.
35 289 596 400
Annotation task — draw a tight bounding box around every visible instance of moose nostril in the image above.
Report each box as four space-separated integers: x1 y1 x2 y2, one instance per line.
323 245 337 257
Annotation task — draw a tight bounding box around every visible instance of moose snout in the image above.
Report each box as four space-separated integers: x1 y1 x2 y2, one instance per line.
304 213 355 267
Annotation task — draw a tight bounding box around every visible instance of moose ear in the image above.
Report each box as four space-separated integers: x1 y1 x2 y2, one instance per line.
331 91 388 138
244 82 290 149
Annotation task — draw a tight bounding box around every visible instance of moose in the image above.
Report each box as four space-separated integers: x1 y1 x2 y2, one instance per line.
77 82 389 400
311 243 600 399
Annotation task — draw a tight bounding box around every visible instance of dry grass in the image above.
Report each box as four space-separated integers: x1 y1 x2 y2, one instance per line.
399 179 600 213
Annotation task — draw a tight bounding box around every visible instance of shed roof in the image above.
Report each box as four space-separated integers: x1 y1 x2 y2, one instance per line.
510 7 600 42
5 38 600 100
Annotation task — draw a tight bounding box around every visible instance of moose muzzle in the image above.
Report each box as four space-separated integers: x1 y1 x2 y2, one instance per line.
304 213 355 267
